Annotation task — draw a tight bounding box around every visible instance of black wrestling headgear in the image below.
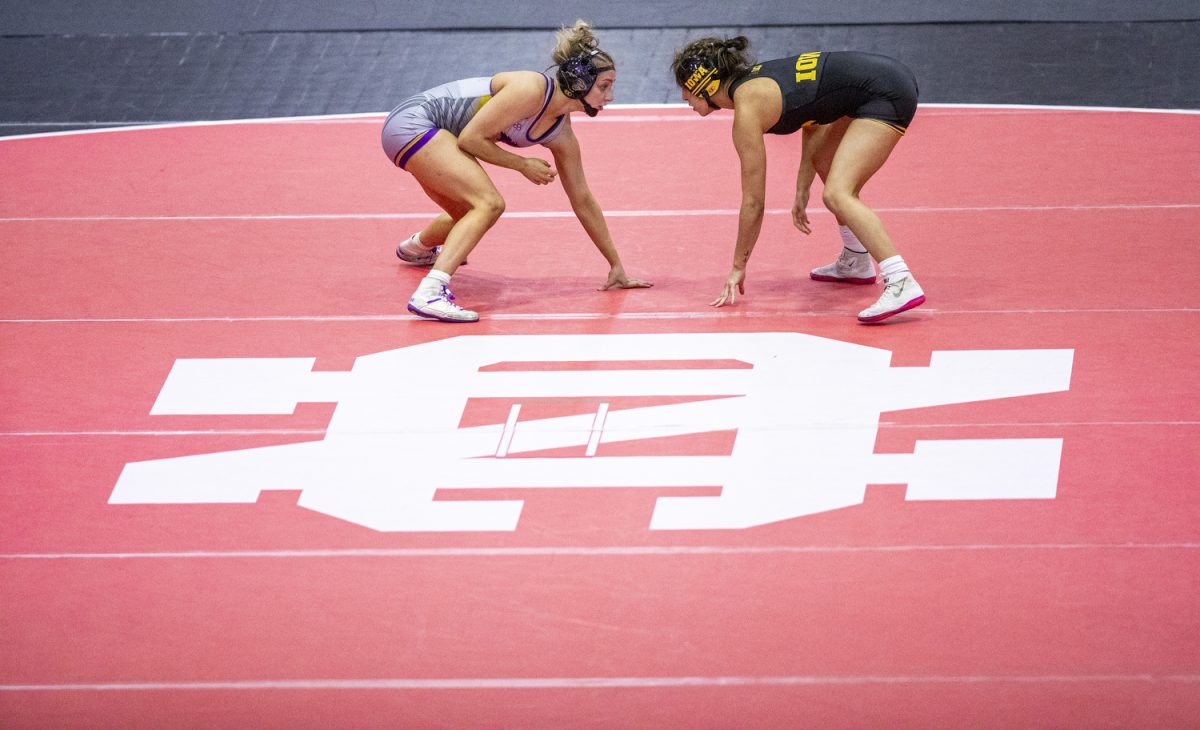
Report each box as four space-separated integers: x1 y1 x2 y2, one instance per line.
557 49 612 100
677 55 722 109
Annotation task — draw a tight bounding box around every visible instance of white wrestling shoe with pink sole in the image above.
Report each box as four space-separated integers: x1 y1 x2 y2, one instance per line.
810 248 877 285
857 275 926 323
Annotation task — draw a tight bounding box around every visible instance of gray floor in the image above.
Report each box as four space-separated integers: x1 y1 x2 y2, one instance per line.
1 2 1198 137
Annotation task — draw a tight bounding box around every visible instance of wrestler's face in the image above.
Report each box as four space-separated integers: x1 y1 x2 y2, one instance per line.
681 88 715 116
584 70 617 112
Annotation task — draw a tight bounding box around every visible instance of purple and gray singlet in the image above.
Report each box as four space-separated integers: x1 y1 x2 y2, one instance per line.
381 72 566 169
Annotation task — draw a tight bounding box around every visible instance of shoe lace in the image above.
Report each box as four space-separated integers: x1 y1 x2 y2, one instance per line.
440 285 465 309
882 277 906 297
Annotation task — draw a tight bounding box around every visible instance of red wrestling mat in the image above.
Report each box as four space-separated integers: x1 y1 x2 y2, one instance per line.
2 106 1198 727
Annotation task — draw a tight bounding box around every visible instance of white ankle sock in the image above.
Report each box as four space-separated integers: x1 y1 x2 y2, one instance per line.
879 255 910 282
400 232 432 256
419 269 451 293
839 225 868 254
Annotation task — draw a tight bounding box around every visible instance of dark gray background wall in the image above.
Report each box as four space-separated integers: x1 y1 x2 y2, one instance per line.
1 1 1197 137
4 1 1199 31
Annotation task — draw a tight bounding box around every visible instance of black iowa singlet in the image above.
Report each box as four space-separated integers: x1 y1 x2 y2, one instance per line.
727 51 919 134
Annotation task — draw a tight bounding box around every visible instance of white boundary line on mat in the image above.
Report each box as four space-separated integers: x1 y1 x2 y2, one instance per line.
1 103 1197 142
2 673 1199 692
2 542 1199 562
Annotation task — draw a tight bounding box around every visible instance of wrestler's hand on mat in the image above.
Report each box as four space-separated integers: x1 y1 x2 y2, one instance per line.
599 264 654 291
792 194 812 235
521 157 558 185
710 267 745 307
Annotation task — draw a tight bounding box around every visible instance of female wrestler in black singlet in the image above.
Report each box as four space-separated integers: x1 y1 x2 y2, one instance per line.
672 37 926 323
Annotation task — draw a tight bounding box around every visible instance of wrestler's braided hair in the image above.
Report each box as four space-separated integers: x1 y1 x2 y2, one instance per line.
671 36 753 93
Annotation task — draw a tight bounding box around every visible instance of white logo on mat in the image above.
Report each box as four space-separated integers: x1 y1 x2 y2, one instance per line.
111 333 1073 532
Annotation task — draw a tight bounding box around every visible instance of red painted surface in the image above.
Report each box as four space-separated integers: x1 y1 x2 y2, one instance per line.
1 107 1198 727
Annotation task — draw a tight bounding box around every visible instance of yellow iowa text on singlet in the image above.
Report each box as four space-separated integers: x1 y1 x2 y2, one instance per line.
795 52 821 83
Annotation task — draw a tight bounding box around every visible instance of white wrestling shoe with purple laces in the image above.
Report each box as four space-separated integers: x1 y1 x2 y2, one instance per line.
407 285 479 323
395 234 441 266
